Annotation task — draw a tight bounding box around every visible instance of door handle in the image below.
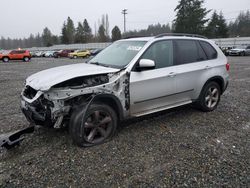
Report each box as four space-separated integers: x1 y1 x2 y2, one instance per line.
204 66 211 70
168 72 176 78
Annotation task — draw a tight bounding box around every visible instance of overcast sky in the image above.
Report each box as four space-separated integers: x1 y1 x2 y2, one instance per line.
0 0 249 38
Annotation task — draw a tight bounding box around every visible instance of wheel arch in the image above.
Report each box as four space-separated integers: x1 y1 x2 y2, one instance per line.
2 56 9 59
91 94 125 121
202 76 225 95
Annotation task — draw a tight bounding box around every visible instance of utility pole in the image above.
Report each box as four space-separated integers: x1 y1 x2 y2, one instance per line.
122 9 128 33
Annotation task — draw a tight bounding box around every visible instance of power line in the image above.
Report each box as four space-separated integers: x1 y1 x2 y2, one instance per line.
122 9 128 33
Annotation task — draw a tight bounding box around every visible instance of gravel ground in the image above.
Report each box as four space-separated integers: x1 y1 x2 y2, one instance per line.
0 57 249 187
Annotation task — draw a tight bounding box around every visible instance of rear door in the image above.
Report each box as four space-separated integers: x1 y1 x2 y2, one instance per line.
173 39 217 102
130 40 177 115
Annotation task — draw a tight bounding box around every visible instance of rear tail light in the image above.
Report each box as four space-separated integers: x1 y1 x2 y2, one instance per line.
226 62 230 71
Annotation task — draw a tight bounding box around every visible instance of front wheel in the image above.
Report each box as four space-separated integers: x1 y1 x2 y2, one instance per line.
69 103 117 147
196 82 221 112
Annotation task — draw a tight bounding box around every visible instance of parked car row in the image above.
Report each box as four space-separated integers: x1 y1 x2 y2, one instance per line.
0 48 103 63
220 45 250 56
30 48 103 59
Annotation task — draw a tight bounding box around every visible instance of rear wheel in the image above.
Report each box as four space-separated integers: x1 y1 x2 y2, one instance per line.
69 103 117 147
196 82 221 112
23 57 30 62
240 52 245 56
73 55 77 59
2 57 9 62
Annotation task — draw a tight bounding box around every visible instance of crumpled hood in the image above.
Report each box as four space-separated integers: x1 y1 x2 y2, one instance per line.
26 63 119 91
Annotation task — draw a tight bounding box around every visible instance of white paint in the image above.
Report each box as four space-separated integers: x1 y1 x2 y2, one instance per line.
26 63 119 91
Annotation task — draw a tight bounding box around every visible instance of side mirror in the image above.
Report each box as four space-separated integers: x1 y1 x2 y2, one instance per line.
137 59 155 71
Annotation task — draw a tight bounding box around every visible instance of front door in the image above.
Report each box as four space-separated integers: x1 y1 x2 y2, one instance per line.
130 40 177 115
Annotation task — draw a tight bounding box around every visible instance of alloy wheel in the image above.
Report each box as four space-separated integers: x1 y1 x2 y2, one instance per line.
205 87 219 109
83 110 113 144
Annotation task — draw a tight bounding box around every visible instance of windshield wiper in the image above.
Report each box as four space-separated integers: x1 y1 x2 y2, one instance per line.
90 61 101 65
89 62 111 68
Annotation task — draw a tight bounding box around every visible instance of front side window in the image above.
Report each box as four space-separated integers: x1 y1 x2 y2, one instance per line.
89 41 146 68
140 40 173 69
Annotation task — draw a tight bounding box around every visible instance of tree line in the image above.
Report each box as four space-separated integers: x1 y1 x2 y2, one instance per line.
0 0 250 49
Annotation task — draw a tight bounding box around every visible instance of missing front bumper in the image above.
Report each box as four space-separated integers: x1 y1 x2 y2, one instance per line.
0 126 35 149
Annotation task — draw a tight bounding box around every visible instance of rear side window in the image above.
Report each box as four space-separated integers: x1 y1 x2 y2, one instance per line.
199 41 217 59
174 40 206 65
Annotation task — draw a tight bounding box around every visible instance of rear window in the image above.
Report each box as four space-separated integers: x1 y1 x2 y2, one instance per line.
199 41 217 59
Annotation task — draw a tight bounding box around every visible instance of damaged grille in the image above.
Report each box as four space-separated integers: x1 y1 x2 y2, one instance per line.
23 86 37 99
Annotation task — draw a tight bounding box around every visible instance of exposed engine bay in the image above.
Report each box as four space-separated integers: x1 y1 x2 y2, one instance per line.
21 70 130 129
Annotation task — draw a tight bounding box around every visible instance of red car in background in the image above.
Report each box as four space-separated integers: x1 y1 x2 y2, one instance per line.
0 50 31 62
54 49 75 58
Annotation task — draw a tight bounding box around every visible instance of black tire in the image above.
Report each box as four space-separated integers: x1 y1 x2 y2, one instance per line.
196 82 221 112
241 52 245 56
69 103 117 147
23 57 30 62
2 57 9 62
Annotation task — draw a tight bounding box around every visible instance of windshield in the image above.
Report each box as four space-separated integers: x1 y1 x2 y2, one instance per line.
89 40 147 68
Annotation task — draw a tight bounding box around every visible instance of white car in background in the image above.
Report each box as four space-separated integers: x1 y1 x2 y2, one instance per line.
228 45 250 56
44 51 56 57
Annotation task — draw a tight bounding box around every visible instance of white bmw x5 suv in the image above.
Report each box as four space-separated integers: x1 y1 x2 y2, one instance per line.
21 33 229 147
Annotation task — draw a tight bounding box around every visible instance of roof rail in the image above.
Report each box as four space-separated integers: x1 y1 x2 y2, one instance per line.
155 33 207 39
123 35 148 39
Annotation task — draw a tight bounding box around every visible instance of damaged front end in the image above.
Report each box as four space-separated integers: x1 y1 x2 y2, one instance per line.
20 70 130 129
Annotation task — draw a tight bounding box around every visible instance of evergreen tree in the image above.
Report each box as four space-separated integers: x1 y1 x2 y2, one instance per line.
75 22 85 43
66 17 75 44
205 11 219 38
111 26 122 41
228 10 250 37
99 14 110 39
35 33 43 47
217 11 229 38
42 27 53 46
83 19 92 42
205 11 228 38
61 22 68 44
173 0 210 35
61 17 75 44
52 35 60 45
98 25 107 42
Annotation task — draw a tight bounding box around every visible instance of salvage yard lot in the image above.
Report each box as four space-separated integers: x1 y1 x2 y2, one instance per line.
0 57 250 187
